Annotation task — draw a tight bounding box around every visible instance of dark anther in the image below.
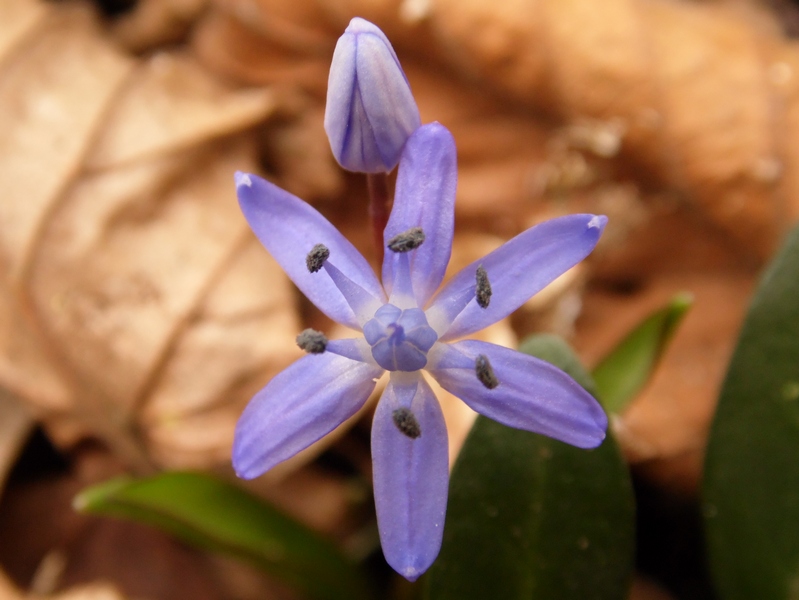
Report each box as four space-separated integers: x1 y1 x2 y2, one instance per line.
475 265 492 309
306 244 330 273
392 407 422 438
475 354 499 389
296 329 328 354
387 227 425 253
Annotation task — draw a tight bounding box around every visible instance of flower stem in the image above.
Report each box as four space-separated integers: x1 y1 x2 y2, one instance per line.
367 173 390 265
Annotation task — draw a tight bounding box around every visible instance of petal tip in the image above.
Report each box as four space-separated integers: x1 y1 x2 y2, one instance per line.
232 435 266 480
587 214 608 231
235 171 253 189
233 467 259 481
410 121 455 147
347 16 377 34
399 566 424 582
584 428 607 449
579 411 609 449
231 455 262 480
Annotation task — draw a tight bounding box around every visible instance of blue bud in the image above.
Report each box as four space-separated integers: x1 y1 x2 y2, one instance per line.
324 18 421 173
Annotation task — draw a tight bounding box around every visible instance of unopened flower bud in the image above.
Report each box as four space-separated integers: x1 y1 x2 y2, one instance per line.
324 17 421 173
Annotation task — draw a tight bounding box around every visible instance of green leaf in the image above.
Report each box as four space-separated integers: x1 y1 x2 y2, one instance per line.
74 472 372 600
425 335 634 600
520 334 598 397
592 292 693 413
703 225 799 600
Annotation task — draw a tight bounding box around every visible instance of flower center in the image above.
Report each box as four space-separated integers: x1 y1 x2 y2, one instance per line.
363 304 437 371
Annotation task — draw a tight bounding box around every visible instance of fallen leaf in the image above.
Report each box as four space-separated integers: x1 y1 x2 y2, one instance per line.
0 2 297 473
0 392 33 496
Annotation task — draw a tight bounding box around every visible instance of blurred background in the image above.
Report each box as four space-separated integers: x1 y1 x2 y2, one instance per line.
2 0 799 597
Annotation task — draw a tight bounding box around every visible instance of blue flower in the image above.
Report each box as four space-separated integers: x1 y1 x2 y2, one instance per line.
232 122 608 580
324 17 421 173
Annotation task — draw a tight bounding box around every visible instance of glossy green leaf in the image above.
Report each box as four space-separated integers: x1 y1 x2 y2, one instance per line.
592 292 693 413
703 225 799 600
74 472 372 600
425 334 634 600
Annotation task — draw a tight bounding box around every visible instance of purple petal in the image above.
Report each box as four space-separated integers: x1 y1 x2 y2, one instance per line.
372 373 449 581
427 214 607 340
427 340 607 448
382 124 457 306
386 251 415 308
233 352 383 479
326 337 375 364
322 262 384 325
236 172 385 329
325 18 420 173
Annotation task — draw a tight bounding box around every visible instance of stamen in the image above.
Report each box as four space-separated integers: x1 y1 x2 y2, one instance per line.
475 354 499 389
392 407 422 438
475 265 492 309
306 244 330 273
387 227 425 253
296 329 328 353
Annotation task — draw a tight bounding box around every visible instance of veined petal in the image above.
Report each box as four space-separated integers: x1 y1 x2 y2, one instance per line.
236 172 385 329
382 124 457 306
427 340 607 448
372 372 449 581
428 214 606 340
233 353 383 479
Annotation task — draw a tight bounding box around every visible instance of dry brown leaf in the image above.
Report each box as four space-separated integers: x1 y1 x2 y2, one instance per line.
140 235 302 469
0 572 20 600
0 0 48 67
0 4 135 281
43 584 127 600
28 139 284 467
0 392 33 497
110 0 209 52
0 1 297 472
194 9 331 90
0 555 127 600
261 103 346 202
83 52 275 171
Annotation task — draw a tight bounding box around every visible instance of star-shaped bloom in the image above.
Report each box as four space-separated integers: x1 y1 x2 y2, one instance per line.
325 17 421 173
232 122 608 581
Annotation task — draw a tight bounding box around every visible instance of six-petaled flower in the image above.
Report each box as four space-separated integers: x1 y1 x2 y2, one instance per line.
232 122 608 581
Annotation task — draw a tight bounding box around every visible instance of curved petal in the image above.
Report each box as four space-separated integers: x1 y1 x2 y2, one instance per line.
382 123 457 306
233 352 383 479
427 340 607 448
427 214 606 340
236 172 385 329
372 372 449 581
